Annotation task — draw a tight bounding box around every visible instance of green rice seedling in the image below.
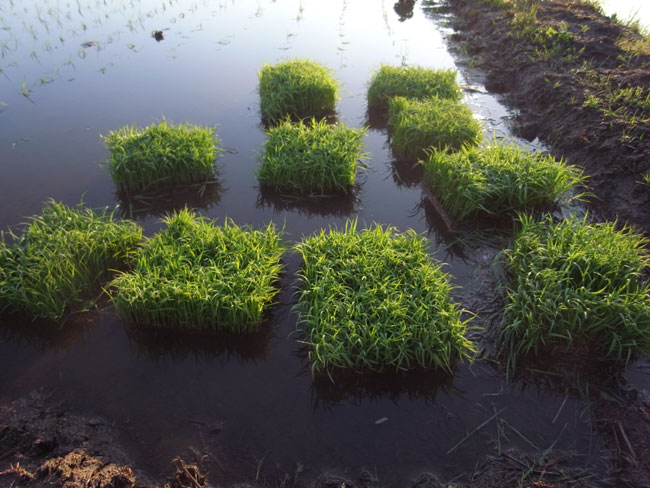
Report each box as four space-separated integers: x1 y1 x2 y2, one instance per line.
295 220 475 376
0 201 142 322
423 139 586 219
102 120 222 194
258 58 339 124
366 65 461 112
110 209 284 332
500 214 650 372
387 96 482 159
257 118 367 194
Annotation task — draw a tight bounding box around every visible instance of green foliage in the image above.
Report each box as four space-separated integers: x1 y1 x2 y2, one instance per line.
366 65 461 111
258 58 339 124
257 118 367 194
110 209 284 332
583 78 650 130
295 220 476 376
0 201 142 322
387 96 482 159
500 215 650 371
102 120 221 194
422 140 585 219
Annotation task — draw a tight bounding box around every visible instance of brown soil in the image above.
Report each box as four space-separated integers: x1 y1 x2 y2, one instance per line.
447 0 650 236
0 391 210 488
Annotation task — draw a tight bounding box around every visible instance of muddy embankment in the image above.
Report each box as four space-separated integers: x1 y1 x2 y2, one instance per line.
447 0 650 235
445 0 650 486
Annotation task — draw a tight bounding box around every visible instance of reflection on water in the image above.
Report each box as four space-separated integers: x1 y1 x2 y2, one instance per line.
310 368 455 411
0 0 601 485
256 187 359 218
117 180 225 219
124 320 273 364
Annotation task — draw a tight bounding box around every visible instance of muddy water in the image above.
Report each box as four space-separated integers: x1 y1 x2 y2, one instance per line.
0 1 594 485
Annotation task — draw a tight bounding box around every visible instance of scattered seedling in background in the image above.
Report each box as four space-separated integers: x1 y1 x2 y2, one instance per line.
422 139 586 219
257 118 367 195
258 58 339 124
499 214 650 373
0 200 142 322
387 96 482 159
110 209 284 332
102 120 222 194
295 219 475 377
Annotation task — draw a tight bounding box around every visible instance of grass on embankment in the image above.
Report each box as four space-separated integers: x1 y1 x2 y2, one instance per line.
110 209 284 332
258 59 339 124
472 0 650 144
388 96 482 159
367 65 462 112
257 118 367 195
295 220 475 376
499 214 650 371
102 120 222 194
422 139 586 219
0 201 142 322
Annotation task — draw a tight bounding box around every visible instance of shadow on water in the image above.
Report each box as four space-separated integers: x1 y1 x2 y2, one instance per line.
256 187 359 218
0 311 94 352
116 180 225 219
365 106 389 131
124 320 274 365
389 158 424 188
310 369 455 412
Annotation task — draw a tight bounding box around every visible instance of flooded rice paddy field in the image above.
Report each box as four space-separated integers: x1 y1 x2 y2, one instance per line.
0 0 635 485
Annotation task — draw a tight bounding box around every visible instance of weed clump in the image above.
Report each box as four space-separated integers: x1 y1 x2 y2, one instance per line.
102 120 221 194
423 140 586 219
295 220 475 376
258 59 339 124
0 201 142 322
257 118 367 194
500 215 650 371
110 209 284 332
367 65 461 112
388 96 482 159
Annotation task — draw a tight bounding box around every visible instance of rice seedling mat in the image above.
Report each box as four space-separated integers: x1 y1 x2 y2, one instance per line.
295 220 475 376
110 209 284 332
367 65 462 112
258 58 339 124
387 96 482 159
102 120 222 194
500 214 650 371
0 201 142 322
422 140 586 220
257 118 367 195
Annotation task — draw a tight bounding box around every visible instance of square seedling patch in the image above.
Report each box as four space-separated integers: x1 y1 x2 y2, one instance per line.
102 120 221 194
295 221 475 376
257 118 367 194
387 96 482 159
110 209 284 332
367 65 461 112
259 58 339 124
423 140 585 219
500 215 650 371
0 201 142 322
